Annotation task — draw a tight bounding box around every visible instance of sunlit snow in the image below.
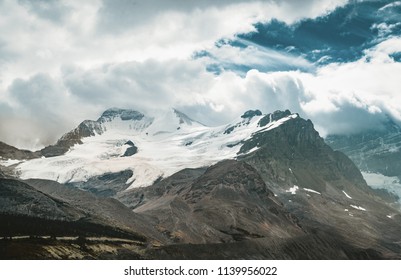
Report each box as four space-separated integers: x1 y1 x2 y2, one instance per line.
0 159 24 167
303 188 321 195
350 204 367 211
342 190 352 199
286 185 299 195
16 109 296 189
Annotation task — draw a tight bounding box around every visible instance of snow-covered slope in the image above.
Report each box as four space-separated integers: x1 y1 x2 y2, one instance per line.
15 109 298 189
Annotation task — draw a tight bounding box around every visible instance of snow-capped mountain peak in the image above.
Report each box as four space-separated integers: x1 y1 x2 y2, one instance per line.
95 108 153 135
15 108 299 189
172 108 202 126
98 108 145 122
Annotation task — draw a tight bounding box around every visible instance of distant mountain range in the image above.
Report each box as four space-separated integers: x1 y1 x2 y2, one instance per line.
1 108 400 259
326 116 401 203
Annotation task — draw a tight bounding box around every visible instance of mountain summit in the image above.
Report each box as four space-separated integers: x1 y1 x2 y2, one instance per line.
11 108 298 189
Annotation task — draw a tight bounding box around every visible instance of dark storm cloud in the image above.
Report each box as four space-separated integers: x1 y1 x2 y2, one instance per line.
3 73 79 148
10 73 64 113
0 102 42 148
311 100 389 136
62 60 213 115
0 102 12 116
0 40 17 64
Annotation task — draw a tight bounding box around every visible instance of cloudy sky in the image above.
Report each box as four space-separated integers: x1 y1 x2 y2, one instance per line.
0 0 400 149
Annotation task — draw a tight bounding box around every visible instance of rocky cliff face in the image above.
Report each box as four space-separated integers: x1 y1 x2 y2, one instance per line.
120 160 304 245
240 111 370 193
40 109 147 158
40 120 102 157
237 114 401 258
97 108 145 123
117 111 401 259
0 141 40 160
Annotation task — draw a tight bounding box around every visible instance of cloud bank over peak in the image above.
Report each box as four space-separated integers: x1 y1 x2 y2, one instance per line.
0 0 400 149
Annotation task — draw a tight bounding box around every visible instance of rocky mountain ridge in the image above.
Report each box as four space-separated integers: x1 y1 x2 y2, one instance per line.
7 108 299 190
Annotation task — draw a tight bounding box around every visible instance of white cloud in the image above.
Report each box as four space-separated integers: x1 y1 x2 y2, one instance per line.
0 0 348 87
6 0 390 149
198 39 314 73
3 34 401 148
0 73 93 149
299 37 401 131
96 0 349 33
62 59 215 112
371 22 401 38
379 1 401 11
17 0 73 23
196 36 401 136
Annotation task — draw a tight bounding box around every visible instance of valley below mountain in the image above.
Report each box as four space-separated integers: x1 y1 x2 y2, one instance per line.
1 108 401 259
